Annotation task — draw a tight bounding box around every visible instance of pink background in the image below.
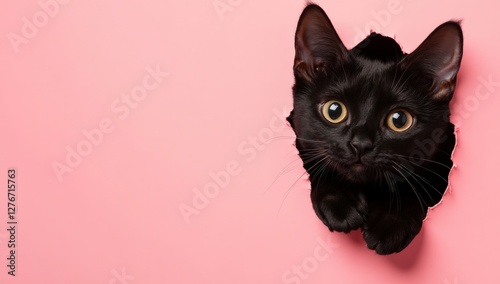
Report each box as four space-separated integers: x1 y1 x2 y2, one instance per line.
1 0 499 283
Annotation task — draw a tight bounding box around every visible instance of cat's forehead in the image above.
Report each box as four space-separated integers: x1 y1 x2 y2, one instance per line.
324 64 399 99
353 56 399 79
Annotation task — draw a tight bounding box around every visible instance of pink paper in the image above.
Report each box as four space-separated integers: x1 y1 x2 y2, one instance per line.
1 0 499 283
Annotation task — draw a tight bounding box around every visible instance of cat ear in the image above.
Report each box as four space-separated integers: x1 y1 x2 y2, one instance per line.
401 21 463 100
294 4 348 81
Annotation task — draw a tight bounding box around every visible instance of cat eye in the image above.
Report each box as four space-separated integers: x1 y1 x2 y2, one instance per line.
386 109 414 132
321 100 348 124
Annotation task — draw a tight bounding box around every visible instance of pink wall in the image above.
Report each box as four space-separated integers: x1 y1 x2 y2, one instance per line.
1 0 499 283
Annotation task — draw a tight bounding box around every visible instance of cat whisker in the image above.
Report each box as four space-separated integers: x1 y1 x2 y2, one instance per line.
298 146 330 153
263 158 302 195
391 154 452 170
391 163 427 215
395 71 419 93
264 145 330 195
397 162 443 199
377 169 385 186
339 60 349 84
305 153 331 176
311 155 332 187
298 147 331 158
276 150 331 212
383 171 393 210
391 155 449 183
392 162 435 204
390 66 398 90
390 172 402 215
277 170 309 216
257 135 328 145
384 171 400 215
299 150 331 162
392 68 409 91
436 147 453 156
392 64 418 92
300 149 331 182
295 137 331 145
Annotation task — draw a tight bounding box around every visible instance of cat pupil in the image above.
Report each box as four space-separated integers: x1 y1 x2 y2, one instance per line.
329 103 342 119
392 111 407 128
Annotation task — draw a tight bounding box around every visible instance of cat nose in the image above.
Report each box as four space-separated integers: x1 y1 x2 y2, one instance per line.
349 136 374 156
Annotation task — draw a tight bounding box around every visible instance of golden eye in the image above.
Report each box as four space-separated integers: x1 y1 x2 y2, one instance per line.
386 109 414 132
321 100 348 124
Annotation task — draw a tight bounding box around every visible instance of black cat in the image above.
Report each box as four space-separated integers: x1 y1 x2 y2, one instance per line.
287 4 463 254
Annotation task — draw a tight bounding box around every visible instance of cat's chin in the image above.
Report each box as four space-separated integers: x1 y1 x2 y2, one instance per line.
334 162 379 184
350 163 366 173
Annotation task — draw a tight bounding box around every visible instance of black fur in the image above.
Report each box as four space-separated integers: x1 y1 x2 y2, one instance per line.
288 4 463 254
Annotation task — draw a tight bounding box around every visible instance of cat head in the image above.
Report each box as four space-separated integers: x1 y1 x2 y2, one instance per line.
288 4 463 183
